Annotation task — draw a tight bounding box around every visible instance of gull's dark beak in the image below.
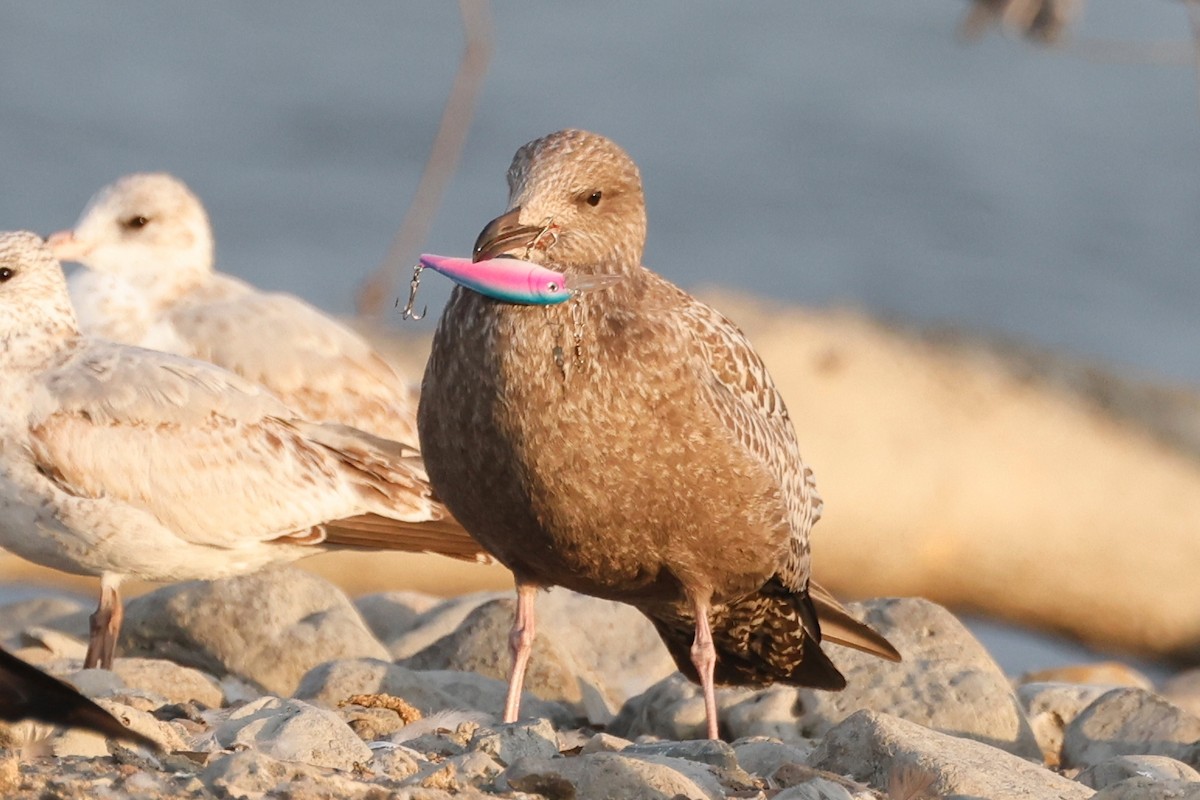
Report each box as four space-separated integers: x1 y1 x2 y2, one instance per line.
472 207 545 262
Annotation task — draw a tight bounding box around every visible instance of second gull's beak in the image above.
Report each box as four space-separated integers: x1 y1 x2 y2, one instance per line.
472 207 545 262
44 230 90 263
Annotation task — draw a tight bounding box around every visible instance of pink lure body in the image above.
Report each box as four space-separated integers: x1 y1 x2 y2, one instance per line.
419 254 571 305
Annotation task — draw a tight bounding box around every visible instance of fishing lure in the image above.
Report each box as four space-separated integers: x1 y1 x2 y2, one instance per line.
402 254 621 319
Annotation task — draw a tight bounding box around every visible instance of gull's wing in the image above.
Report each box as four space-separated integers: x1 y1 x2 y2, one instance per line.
674 291 822 591
0 646 159 749
167 287 420 445
27 341 483 560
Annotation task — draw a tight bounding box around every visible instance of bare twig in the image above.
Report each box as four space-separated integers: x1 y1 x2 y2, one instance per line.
356 0 493 317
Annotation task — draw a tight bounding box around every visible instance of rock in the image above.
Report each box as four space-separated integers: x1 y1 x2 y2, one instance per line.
0 595 88 642
1089 777 1200 800
410 751 504 791
613 597 1040 759
469 718 559 766
1078 754 1200 790
18 627 87 659
796 598 1040 757
1162 669 1200 718
110 658 224 708
369 743 425 780
1020 661 1153 689
400 588 673 724
501 751 726 800
213 696 373 771
730 736 815 777
1017 681 1112 766
120 567 389 695
200 749 377 799
338 705 412 742
1062 687 1200 769
354 590 442 646
579 732 633 754
383 591 504 659
536 587 677 701
623 739 738 770
51 699 187 756
811 709 1091 800
295 657 575 725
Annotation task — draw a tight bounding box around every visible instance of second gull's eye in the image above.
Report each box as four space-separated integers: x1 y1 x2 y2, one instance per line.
122 215 150 230
586 191 602 207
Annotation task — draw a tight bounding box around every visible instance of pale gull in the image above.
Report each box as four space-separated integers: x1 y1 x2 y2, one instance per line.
46 173 420 446
0 232 485 669
419 129 900 740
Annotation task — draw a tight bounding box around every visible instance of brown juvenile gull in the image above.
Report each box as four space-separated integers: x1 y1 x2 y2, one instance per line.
45 173 420 446
418 129 900 740
0 645 158 749
0 232 486 670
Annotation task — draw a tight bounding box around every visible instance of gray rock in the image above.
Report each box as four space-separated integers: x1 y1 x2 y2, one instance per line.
796 597 1040 758
1162 668 1200 719
400 603 602 724
18 627 87 659
611 672 754 741
400 588 674 725
1062 687 1200 769
121 567 389 695
213 695 373 771
369 743 425 780
51 699 187 756
773 779 860 800
730 736 815 777
469 718 559 766
354 590 442 646
502 751 726 800
111 658 225 708
1018 681 1112 766
1090 777 1200 800
579 732 633 754
295 657 575 725
0 595 88 642
200 749 377 799
408 750 504 791
1078 754 1200 790
812 710 1092 800
624 739 738 769
384 591 504 659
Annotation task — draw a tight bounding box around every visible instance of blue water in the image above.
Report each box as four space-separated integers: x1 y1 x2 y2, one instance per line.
1 2 1197 383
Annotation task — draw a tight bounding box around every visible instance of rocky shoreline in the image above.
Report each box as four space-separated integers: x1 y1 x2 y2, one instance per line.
0 567 1196 799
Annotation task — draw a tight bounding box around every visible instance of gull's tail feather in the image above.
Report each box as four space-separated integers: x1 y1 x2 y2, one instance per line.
808 580 902 662
321 513 492 563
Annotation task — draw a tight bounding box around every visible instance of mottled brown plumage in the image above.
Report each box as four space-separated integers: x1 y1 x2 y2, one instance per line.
419 129 899 738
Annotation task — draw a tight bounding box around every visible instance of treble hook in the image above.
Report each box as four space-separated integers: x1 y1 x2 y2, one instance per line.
401 262 427 321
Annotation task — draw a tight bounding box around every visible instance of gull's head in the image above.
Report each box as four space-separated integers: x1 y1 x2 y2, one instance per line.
473 129 647 274
0 231 78 342
45 173 214 278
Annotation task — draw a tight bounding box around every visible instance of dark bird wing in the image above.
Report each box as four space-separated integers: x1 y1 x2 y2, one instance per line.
0 647 159 749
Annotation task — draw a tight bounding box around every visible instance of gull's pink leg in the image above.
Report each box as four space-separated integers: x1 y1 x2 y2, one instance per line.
84 576 123 670
691 596 720 740
503 583 538 723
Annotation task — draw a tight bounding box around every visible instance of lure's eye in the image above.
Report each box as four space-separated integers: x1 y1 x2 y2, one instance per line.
546 282 560 293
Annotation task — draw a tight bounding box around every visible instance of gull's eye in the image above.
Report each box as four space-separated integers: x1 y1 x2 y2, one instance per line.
586 191 602 207
121 215 150 230
0 267 13 282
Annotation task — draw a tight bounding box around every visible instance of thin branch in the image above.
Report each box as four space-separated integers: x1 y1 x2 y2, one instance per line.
356 0 492 317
